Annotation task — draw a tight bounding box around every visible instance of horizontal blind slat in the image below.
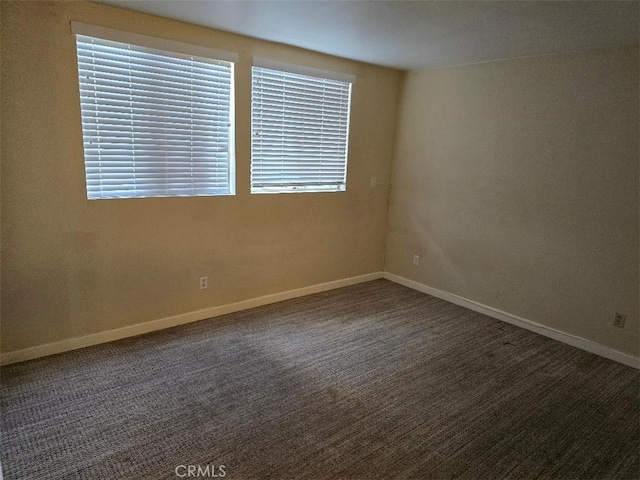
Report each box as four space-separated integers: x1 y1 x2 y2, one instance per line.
251 65 352 193
77 48 231 76
76 33 234 200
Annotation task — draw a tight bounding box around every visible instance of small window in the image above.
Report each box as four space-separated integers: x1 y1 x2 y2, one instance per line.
251 61 354 194
73 24 236 199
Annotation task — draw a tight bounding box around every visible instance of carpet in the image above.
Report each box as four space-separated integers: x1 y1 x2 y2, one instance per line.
1 279 638 479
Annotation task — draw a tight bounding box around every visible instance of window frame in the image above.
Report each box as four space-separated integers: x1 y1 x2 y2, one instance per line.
72 22 238 200
250 58 355 195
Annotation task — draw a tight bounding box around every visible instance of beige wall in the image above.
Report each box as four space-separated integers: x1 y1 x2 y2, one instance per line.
2 1 638 360
0 1 401 353
386 46 639 356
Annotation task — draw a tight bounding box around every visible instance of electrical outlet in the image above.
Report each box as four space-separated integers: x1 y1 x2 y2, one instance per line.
199 276 208 290
613 312 626 328
413 254 420 266
370 176 377 188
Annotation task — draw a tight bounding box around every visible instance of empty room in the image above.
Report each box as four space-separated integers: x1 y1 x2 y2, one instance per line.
1 1 638 479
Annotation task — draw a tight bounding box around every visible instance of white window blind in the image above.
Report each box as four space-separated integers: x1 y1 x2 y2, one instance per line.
74 30 235 199
251 63 353 193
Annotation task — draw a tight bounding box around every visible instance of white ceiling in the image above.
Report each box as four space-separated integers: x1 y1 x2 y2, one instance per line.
94 1 639 70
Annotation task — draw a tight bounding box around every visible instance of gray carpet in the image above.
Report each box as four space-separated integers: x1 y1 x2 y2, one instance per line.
1 279 638 480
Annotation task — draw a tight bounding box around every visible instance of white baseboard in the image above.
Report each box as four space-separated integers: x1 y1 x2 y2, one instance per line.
384 273 640 369
4 271 637 370
0 272 384 366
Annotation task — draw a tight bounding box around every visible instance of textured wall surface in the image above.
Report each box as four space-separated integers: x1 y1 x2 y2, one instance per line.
0 1 401 353
385 46 639 356
2 1 637 360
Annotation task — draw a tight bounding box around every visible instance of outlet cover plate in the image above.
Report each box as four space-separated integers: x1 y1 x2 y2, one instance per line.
613 312 626 328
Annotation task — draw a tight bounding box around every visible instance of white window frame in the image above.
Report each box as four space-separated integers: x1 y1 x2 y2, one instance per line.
72 22 238 200
250 58 355 194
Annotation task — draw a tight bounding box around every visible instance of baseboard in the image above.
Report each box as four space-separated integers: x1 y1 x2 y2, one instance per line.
0 272 384 366
5 271 637 369
384 272 640 369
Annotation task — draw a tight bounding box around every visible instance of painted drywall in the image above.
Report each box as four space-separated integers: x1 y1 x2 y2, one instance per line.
385 46 639 356
0 1 401 353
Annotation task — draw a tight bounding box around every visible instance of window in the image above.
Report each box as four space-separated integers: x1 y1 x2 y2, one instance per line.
251 60 354 193
73 23 236 199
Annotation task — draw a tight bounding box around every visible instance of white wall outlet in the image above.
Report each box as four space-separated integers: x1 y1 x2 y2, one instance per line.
413 254 420 266
370 176 377 188
613 312 626 328
199 276 208 290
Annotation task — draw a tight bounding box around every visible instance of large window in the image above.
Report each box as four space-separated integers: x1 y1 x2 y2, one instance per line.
251 61 354 193
73 23 236 200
